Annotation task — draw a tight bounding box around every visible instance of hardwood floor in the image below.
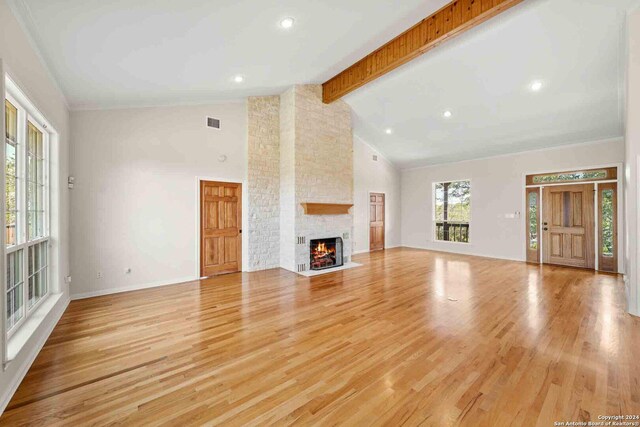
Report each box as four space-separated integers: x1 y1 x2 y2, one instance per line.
1 248 639 426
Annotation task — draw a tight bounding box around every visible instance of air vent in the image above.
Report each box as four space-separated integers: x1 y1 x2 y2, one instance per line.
342 232 350 240
372 155 378 161
296 236 306 245
207 117 221 129
297 263 307 272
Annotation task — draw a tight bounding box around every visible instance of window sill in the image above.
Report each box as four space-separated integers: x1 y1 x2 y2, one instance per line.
433 240 471 245
7 292 63 364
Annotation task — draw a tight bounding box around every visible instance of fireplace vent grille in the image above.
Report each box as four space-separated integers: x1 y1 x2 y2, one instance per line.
297 263 307 272
296 236 306 245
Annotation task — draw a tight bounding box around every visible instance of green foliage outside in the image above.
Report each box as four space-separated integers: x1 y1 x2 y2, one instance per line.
601 190 614 256
529 193 538 249
435 181 470 243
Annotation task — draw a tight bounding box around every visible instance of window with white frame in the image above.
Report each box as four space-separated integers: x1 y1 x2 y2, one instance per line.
5 91 50 335
434 180 470 243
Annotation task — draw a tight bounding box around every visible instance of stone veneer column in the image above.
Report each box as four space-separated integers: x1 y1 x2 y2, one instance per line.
248 86 354 273
279 88 297 272
279 85 354 272
293 85 353 271
247 96 280 271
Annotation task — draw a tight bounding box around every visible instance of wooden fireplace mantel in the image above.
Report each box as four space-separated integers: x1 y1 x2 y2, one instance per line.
300 203 353 215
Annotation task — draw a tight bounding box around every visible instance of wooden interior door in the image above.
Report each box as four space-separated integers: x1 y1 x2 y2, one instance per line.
369 193 385 251
542 184 595 269
200 181 242 277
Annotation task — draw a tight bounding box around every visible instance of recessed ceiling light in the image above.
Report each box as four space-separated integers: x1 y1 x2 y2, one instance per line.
530 80 543 92
385 128 393 135
233 75 244 83
443 110 453 118
280 17 295 29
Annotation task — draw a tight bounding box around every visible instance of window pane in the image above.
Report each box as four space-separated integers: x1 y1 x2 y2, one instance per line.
28 275 35 307
434 180 471 243
7 284 24 330
27 242 48 308
28 123 40 155
529 192 538 250
37 267 47 300
6 142 16 176
28 152 37 183
28 210 35 240
5 100 17 142
27 123 46 241
6 249 24 330
28 244 35 276
6 211 16 247
6 140 18 247
6 174 16 212
602 190 614 257
434 183 445 221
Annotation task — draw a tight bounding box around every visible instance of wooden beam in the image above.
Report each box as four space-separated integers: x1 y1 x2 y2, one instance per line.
322 0 525 103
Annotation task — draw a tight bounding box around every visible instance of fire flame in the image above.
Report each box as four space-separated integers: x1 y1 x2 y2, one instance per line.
312 242 335 259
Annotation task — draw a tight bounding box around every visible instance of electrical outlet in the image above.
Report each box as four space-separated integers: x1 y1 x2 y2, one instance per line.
65 275 72 284
96 271 103 279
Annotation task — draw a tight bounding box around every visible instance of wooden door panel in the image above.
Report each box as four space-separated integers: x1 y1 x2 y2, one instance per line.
572 193 583 226
225 237 238 264
369 193 385 251
200 181 242 277
543 184 594 269
550 234 562 257
571 235 584 260
204 237 218 266
551 193 563 226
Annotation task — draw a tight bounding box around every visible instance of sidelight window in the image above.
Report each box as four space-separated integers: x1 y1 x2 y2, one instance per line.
601 189 614 257
528 192 538 250
434 180 470 243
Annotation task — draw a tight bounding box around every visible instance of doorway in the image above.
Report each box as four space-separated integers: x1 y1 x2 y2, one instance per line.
370 193 385 251
525 167 618 272
200 180 242 277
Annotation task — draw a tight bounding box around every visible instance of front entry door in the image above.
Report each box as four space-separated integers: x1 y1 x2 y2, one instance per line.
200 181 242 277
370 193 385 251
542 184 595 269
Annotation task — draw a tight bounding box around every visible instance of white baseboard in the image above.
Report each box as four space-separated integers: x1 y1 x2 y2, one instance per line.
402 245 523 263
70 276 198 300
352 245 401 255
0 295 69 415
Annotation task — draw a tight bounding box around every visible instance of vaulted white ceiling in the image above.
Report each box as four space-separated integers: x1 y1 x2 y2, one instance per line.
8 0 448 109
9 0 639 167
346 0 633 168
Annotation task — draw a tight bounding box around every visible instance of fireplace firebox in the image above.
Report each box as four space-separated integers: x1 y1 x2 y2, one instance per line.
309 237 343 271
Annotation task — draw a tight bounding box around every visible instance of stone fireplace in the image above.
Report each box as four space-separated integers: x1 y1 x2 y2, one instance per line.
247 85 354 274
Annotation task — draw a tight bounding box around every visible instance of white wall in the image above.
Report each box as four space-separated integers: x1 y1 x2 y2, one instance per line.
401 139 625 265
625 8 640 316
353 136 401 254
70 102 247 299
0 0 70 414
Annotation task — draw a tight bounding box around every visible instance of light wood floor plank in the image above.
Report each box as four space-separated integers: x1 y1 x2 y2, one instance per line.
1 248 638 426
